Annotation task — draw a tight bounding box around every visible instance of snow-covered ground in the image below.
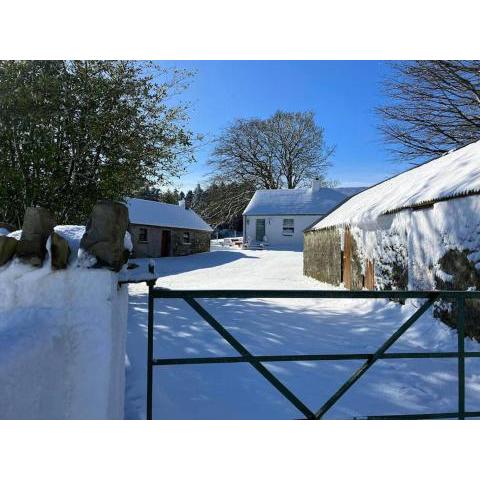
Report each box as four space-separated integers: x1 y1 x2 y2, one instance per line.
125 247 480 419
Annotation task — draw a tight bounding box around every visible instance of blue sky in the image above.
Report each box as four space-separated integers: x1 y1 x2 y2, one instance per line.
159 60 403 192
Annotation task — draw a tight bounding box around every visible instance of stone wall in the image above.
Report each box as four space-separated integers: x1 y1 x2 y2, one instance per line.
304 228 342 285
172 229 211 256
435 248 480 340
130 224 163 257
131 223 210 258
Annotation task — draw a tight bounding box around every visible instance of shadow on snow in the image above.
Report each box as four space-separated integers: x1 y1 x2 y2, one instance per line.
125 293 480 420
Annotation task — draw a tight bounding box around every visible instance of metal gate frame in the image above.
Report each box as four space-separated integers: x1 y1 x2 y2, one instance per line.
145 283 480 420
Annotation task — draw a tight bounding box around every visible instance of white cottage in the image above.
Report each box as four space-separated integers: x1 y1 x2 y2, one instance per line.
243 181 346 249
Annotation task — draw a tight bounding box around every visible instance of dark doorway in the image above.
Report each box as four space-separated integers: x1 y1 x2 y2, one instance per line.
161 230 171 257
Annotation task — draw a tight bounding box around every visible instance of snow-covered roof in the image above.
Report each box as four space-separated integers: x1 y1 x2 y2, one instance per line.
243 188 347 216
312 140 480 230
127 198 213 232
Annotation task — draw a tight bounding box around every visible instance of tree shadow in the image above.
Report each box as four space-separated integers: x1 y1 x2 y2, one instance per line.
130 250 258 279
125 293 480 419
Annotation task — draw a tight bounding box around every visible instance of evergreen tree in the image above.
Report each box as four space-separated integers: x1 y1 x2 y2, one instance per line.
0 60 195 227
185 190 194 208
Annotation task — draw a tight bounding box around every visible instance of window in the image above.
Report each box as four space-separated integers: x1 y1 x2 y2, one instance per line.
183 231 191 244
138 227 148 243
282 218 294 236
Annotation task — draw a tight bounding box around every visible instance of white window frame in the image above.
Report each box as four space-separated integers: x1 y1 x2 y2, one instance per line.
282 218 294 236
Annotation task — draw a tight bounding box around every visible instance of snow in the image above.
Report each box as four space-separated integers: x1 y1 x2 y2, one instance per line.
125 247 480 419
53 225 86 265
243 187 346 216
124 231 133 252
313 140 480 230
0 225 130 419
6 225 133 269
7 230 21 240
127 197 213 232
344 195 480 290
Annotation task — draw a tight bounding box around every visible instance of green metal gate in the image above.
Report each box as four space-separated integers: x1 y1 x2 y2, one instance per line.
145 284 480 420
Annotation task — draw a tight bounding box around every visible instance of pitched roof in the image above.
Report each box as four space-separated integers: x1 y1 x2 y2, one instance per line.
127 198 213 232
243 187 347 216
312 140 480 231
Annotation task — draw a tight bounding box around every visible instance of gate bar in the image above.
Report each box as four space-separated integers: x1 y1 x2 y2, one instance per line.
152 289 479 299
184 297 315 419
458 297 466 419
152 350 480 366
365 411 480 420
146 280 155 420
314 296 437 419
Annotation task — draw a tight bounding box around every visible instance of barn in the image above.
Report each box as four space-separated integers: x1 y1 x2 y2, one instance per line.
243 180 346 250
127 198 213 258
304 141 480 297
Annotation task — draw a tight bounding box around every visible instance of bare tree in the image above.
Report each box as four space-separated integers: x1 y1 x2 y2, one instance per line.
378 61 480 162
193 181 254 230
210 111 334 189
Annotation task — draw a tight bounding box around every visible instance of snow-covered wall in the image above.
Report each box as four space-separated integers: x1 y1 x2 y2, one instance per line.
0 227 129 419
305 195 480 294
348 196 480 290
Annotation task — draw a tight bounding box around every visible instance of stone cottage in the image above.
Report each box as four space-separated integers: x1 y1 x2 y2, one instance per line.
127 198 213 257
304 141 480 293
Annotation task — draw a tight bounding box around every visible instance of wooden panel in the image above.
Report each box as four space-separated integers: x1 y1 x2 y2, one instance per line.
343 228 352 289
364 259 375 290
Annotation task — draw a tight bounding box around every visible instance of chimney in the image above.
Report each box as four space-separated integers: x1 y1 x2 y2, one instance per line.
312 177 321 192
178 199 186 209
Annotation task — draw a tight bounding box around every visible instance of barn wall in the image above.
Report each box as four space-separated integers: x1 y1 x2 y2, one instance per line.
305 196 480 292
303 228 342 285
130 224 210 258
349 214 409 292
407 196 480 339
303 227 364 289
304 196 480 336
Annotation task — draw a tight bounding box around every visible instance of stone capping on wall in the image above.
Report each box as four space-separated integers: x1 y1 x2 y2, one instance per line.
0 200 131 272
0 200 132 419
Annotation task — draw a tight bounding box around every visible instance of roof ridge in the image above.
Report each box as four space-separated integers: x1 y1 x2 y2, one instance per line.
310 139 480 231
